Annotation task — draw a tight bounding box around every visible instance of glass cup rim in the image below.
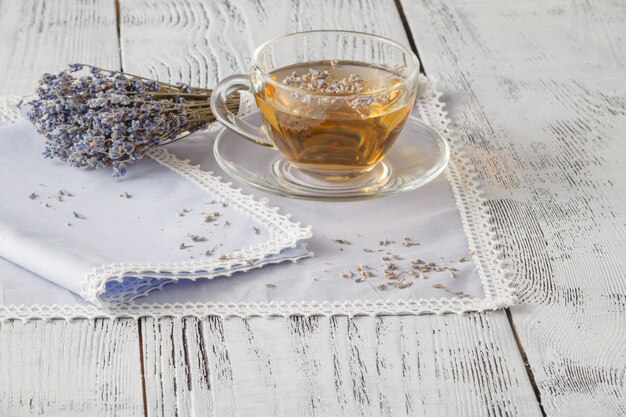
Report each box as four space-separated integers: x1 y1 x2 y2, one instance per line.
251 29 421 98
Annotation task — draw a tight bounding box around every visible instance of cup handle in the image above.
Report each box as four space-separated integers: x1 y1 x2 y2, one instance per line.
210 74 274 147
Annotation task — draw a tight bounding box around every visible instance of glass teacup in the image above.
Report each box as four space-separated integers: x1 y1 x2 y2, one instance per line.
211 30 420 183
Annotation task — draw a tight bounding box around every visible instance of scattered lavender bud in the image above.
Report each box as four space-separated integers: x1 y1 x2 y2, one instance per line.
384 270 396 279
179 243 193 250
73 211 86 219
203 211 220 223
332 239 350 245
401 238 419 247
266 283 276 288
28 193 38 200
397 279 412 289
359 269 373 278
252 226 260 235
120 191 131 198
187 233 206 242
385 261 398 271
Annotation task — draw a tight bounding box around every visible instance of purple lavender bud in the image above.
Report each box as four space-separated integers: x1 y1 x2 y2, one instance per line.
68 64 84 72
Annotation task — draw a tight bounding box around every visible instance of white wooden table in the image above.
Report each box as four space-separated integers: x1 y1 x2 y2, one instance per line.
1 1 625 416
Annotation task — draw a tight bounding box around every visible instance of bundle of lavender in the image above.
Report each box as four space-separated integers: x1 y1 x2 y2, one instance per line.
24 64 239 176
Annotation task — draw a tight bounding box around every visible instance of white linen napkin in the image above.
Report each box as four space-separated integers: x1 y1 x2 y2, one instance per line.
0 122 312 306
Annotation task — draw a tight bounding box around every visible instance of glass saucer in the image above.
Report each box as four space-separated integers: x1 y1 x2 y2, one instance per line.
213 112 450 200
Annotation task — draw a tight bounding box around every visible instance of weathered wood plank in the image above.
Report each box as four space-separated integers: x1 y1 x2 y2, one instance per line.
142 314 541 417
400 0 626 415
0 0 119 96
119 0 406 88
0 1 146 416
0 319 144 417
120 0 542 415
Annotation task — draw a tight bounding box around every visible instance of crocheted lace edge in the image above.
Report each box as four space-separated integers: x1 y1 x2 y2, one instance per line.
79 146 314 306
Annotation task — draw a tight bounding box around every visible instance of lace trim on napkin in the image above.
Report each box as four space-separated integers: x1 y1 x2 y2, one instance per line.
0 76 516 319
81 149 312 306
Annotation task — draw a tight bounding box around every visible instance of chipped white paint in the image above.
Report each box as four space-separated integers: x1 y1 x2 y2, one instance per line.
0 319 144 417
119 0 409 88
141 314 540 416
401 0 626 416
0 0 119 96
0 1 145 416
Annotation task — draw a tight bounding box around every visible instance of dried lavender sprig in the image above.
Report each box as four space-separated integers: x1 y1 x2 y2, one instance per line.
25 63 239 177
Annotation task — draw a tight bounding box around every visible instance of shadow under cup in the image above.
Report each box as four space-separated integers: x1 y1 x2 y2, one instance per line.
251 31 420 182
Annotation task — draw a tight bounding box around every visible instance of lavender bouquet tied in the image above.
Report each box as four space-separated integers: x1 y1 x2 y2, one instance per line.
25 64 239 176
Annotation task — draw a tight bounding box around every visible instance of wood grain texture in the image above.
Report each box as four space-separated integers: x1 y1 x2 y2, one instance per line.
142 314 541 417
119 1 542 415
4 0 616 414
400 0 626 415
0 319 144 417
0 1 146 416
119 0 406 88
0 0 119 96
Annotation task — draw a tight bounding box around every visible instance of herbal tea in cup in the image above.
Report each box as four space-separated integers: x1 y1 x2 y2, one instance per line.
255 61 416 177
211 30 420 182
